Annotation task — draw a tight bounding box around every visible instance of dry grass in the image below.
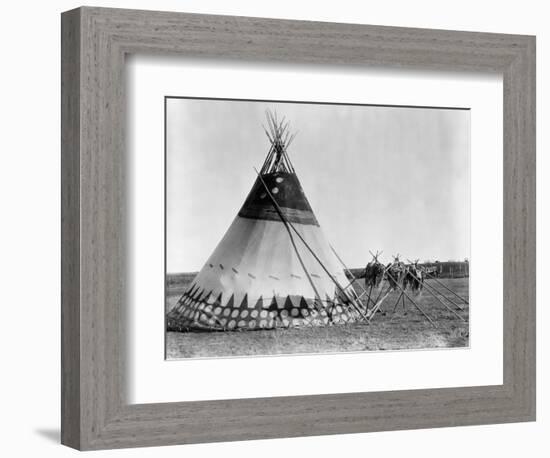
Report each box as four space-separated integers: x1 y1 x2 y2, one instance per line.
166 277 469 359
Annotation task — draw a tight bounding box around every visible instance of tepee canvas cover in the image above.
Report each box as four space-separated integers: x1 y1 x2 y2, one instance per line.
167 112 361 332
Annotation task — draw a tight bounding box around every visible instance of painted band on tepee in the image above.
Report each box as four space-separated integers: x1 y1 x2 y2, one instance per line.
167 110 364 332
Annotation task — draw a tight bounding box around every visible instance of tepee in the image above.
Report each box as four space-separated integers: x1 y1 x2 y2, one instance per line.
167 111 364 332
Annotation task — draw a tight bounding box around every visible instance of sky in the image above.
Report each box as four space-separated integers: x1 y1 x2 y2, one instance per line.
166 98 470 273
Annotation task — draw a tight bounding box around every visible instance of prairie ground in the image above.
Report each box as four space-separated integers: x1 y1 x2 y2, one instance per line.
166 277 469 359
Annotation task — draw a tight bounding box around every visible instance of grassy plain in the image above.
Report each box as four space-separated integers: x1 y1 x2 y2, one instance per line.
165 275 469 359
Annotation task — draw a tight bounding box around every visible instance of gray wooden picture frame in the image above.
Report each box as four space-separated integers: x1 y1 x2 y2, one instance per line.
61 6 536 451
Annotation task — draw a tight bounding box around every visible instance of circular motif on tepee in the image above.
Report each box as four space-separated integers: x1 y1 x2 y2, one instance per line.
214 307 222 315
231 309 239 318
251 310 258 318
237 320 246 328
291 308 299 317
280 310 289 318
228 320 236 329
259 320 267 328
302 309 309 316
223 308 231 317
260 310 268 318
220 318 227 326
272 187 279 194
208 318 215 326
275 177 284 183
248 320 256 328
240 309 249 318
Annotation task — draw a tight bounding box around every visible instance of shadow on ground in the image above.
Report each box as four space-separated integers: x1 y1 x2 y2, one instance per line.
35 428 60 444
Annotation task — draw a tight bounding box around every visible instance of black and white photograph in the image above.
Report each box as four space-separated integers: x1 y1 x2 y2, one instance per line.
165 97 470 359
2 0 541 454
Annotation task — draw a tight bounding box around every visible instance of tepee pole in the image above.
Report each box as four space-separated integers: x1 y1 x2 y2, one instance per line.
252 170 326 315
389 291 404 319
329 244 365 295
366 285 393 320
367 258 404 320
254 169 369 322
405 269 465 321
424 271 468 305
369 261 397 310
329 244 375 309
364 250 386 309
405 259 464 312
423 284 464 311
384 270 437 328
370 284 386 311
